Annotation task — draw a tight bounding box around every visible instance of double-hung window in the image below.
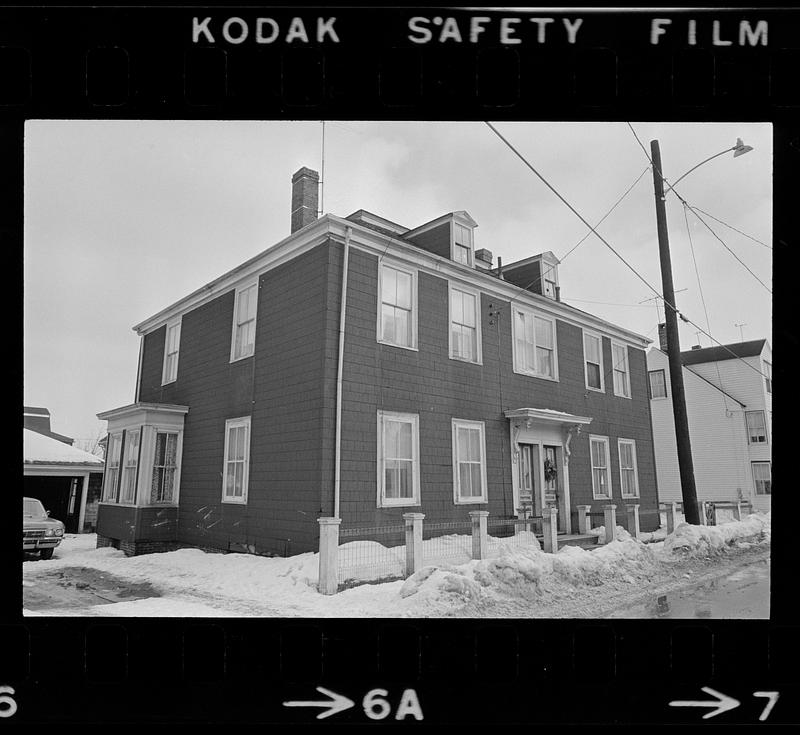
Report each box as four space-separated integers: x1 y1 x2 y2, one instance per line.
222 417 251 503
379 263 416 349
162 319 181 384
231 281 258 361
452 419 488 504
453 223 473 266
449 284 481 363
648 369 667 399
611 342 631 398
590 435 612 499
751 462 771 495
103 432 123 501
764 361 772 394
745 410 768 444
377 411 420 507
583 331 604 391
152 431 179 504
119 429 140 503
512 309 557 379
618 439 639 498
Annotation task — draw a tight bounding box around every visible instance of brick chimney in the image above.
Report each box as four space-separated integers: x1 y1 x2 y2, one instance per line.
658 323 668 352
474 248 493 270
291 167 320 234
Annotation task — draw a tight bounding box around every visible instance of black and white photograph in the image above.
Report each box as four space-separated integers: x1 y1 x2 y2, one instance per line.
23 119 771 619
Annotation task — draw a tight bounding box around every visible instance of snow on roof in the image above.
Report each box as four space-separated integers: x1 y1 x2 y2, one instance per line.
23 429 104 466
681 339 767 366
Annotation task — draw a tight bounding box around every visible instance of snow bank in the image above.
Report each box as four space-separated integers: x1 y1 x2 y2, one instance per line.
662 513 770 557
587 525 632 544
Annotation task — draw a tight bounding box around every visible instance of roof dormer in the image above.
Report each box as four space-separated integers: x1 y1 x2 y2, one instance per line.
497 251 561 301
402 210 478 267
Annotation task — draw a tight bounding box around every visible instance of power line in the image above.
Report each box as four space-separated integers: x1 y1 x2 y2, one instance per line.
689 205 771 250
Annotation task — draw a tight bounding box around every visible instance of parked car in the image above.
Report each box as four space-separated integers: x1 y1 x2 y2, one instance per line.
23 497 64 559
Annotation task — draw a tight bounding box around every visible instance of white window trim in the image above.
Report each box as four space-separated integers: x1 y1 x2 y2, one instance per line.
119 428 142 505
448 282 483 364
376 260 419 351
510 306 559 381
102 431 124 502
589 434 613 500
451 218 475 266
161 317 182 385
745 410 768 445
376 411 421 508
148 429 181 506
617 438 640 498
452 418 489 505
222 416 252 504
583 330 605 393
230 279 259 363
764 360 772 394
751 461 772 495
610 340 631 399
648 369 668 400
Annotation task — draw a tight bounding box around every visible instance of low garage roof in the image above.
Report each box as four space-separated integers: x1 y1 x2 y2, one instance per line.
23 429 104 467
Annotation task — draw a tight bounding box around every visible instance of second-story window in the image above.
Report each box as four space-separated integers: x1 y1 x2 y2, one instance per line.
231 281 258 361
745 410 768 444
611 342 631 398
379 263 416 349
764 361 772 394
453 223 473 266
162 319 181 385
449 284 481 363
648 369 667 398
583 331 604 391
512 309 557 379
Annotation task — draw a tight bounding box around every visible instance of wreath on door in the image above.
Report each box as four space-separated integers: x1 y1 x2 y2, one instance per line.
544 457 558 483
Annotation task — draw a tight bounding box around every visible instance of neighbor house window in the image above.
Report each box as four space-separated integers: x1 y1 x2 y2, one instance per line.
379 263 416 349
618 439 639 498
453 223 473 266
648 369 667 399
452 419 488 504
377 411 420 507
222 417 251 503
751 462 771 495
231 281 258 361
512 309 557 379
119 429 141 504
590 435 612 499
745 410 768 444
583 331 604 391
611 342 631 398
449 284 481 363
162 319 181 384
103 432 123 501
152 431 179 504
764 361 772 394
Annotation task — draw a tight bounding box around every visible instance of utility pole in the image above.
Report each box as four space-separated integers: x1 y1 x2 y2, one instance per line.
650 140 701 525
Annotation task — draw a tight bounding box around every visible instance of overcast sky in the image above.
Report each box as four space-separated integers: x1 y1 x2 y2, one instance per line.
24 120 771 440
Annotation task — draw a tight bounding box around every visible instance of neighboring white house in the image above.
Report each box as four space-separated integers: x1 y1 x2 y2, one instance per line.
647 337 772 514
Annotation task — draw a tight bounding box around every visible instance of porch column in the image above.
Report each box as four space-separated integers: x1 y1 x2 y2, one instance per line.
626 504 640 540
317 517 341 595
469 510 489 560
77 472 90 533
665 502 679 534
403 513 425 576
541 507 558 553
575 505 591 534
602 504 617 544
733 501 742 521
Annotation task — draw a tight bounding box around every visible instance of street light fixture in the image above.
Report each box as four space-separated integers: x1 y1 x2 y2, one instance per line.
649 138 753 526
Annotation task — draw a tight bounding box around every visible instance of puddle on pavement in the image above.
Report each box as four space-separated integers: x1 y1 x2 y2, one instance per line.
23 566 161 611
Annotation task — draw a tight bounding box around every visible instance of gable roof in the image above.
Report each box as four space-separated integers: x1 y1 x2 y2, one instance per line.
680 339 767 367
23 429 104 467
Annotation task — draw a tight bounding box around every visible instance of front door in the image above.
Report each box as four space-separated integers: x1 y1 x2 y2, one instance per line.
519 443 540 515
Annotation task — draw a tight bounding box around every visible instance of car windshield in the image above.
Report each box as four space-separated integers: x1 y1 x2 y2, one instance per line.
23 498 47 518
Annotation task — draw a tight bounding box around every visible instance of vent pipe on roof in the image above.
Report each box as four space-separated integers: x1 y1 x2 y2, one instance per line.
291 167 320 234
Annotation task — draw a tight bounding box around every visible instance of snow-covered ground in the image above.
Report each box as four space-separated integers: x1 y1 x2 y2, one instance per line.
22 513 770 618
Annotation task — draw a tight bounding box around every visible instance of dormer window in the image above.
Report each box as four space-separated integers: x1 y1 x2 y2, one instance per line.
453 222 473 266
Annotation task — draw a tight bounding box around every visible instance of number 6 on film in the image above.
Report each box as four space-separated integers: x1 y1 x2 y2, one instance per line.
0 686 17 718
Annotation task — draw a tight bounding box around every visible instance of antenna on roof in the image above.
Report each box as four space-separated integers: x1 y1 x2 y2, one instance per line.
319 120 326 217
735 322 747 342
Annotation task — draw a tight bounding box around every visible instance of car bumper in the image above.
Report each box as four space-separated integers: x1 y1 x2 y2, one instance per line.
23 539 62 550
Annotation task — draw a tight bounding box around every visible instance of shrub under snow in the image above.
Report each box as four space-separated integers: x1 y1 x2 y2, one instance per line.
662 512 770 557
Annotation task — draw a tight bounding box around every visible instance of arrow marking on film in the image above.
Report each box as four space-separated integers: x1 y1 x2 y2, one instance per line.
283 686 355 720
669 687 740 720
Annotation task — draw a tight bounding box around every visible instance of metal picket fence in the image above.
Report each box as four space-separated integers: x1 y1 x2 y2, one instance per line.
337 524 406 588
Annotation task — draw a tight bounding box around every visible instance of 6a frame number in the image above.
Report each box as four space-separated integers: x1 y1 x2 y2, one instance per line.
363 688 423 720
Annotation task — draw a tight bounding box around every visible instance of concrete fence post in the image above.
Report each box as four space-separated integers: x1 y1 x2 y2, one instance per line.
469 510 490 560
575 505 591 535
541 507 558 553
665 502 678 534
700 501 708 525
403 513 425 577
626 504 641 540
602 504 617 544
317 517 341 595
733 501 742 521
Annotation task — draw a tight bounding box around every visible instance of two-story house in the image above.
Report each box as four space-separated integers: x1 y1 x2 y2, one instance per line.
95 167 660 556
647 334 772 515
